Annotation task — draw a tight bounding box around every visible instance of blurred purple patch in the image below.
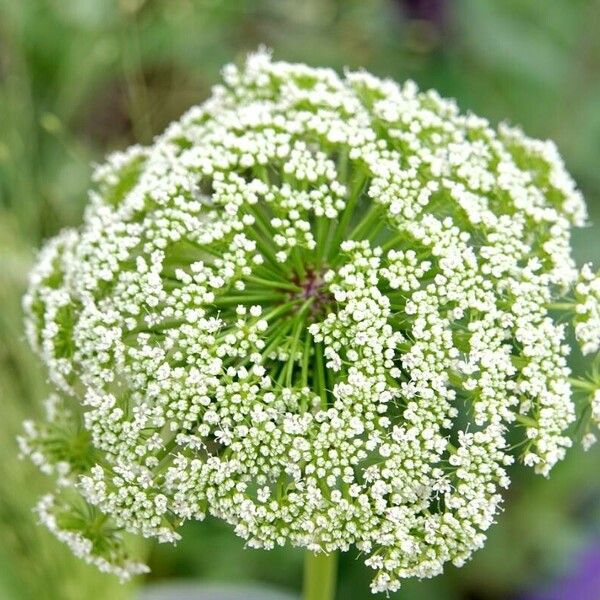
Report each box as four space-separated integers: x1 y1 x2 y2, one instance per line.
392 0 450 53
396 0 447 28
521 541 600 600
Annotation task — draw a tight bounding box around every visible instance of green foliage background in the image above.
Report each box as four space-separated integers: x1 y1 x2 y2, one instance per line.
1 1 599 598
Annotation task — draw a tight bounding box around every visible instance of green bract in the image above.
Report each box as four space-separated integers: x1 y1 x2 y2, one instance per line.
20 51 600 593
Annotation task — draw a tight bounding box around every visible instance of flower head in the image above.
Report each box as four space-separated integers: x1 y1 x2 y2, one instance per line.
21 50 600 592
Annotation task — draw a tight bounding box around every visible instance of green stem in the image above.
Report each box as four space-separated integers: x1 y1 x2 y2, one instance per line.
293 246 307 279
569 377 597 393
366 218 386 243
254 262 293 284
515 413 538 428
314 342 327 409
347 203 383 242
381 232 405 252
301 333 312 389
246 226 285 273
548 302 575 311
262 300 301 321
261 319 294 363
328 171 367 260
303 551 337 600
314 214 330 267
285 298 314 386
211 294 285 305
245 275 301 292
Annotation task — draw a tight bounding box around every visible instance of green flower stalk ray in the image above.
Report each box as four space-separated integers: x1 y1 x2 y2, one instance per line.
18 51 600 594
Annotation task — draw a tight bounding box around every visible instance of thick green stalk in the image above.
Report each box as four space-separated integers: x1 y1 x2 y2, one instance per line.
303 551 337 600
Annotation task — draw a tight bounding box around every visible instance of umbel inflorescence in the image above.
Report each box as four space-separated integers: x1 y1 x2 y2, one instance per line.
20 51 600 593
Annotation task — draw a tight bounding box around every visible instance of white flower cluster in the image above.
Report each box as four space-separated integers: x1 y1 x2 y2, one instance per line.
21 51 599 592
36 493 149 581
574 264 600 355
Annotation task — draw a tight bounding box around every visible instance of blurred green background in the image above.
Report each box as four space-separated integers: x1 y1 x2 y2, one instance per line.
1 1 600 599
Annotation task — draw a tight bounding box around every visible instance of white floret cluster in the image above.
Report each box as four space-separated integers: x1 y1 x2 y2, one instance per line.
574 264 600 355
20 51 600 592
